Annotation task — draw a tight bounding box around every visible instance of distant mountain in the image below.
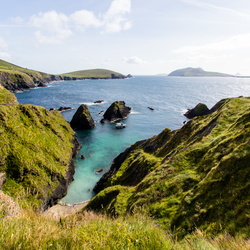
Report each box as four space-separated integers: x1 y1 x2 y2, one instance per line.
168 67 233 77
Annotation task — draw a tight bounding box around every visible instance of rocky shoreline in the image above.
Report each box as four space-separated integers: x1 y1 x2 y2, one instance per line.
41 135 82 211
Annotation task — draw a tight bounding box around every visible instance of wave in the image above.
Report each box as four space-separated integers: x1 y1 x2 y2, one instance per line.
80 101 107 106
131 110 140 114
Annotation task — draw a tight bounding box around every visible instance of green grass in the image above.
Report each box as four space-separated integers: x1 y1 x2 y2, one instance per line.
87 97 250 237
0 85 18 104
0 210 248 250
61 68 125 78
0 103 76 209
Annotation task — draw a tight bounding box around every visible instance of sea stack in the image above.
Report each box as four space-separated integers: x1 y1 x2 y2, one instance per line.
101 101 131 123
70 104 96 129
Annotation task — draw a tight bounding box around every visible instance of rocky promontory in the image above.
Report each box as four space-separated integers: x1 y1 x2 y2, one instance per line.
87 96 250 237
0 86 81 210
101 101 131 123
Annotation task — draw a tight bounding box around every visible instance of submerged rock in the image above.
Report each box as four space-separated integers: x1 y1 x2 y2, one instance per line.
70 104 95 130
102 101 131 122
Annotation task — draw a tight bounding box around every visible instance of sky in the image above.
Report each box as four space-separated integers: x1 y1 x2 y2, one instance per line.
1 0 250 75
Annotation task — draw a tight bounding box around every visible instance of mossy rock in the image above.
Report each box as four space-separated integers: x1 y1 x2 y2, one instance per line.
103 101 131 122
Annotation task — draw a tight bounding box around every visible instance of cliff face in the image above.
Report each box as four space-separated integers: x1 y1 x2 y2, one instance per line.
0 87 80 210
0 71 63 92
87 97 250 237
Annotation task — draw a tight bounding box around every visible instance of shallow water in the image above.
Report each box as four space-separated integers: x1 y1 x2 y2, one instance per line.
15 76 250 204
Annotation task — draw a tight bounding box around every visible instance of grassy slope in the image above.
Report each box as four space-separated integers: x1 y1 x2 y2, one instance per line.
0 85 18 104
0 59 52 88
86 97 250 237
0 211 248 249
0 87 77 209
61 68 125 78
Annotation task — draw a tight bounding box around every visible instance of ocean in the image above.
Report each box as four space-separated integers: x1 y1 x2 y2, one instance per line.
15 76 250 204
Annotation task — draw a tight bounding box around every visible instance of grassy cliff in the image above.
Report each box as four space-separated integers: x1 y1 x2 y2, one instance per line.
0 85 18 104
0 59 59 91
87 97 250 237
0 87 79 210
0 59 126 91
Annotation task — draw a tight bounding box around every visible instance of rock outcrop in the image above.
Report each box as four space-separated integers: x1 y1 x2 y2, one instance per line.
86 97 250 238
101 101 131 122
184 103 210 119
70 104 96 130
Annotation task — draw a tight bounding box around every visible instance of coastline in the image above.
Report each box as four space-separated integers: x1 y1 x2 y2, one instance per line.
41 135 82 211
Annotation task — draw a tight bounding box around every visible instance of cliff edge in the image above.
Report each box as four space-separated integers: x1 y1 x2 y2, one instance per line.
86 96 250 237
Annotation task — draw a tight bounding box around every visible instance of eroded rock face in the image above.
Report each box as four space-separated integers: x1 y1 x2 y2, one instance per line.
70 104 95 130
0 173 6 190
102 101 131 122
184 103 210 119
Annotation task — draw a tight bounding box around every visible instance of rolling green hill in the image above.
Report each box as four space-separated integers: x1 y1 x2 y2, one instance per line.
168 67 233 77
0 59 126 91
61 68 125 79
0 59 58 91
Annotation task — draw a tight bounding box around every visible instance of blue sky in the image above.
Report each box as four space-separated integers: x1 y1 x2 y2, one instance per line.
1 0 250 75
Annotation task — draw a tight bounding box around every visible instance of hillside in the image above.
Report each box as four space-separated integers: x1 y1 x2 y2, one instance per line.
86 96 250 237
0 87 80 210
168 67 233 77
62 68 125 79
0 59 126 91
0 86 249 248
0 59 61 91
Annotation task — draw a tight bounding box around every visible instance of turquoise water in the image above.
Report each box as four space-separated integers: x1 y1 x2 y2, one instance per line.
15 76 250 204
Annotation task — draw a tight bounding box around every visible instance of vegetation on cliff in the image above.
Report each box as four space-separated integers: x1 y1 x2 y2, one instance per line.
0 59 58 91
0 59 126 91
87 97 250 237
0 211 249 249
0 85 248 248
0 85 18 104
0 87 79 209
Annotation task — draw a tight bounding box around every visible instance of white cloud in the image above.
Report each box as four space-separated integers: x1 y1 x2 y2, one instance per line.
174 33 250 54
29 0 132 44
103 0 132 33
70 10 102 30
30 11 72 44
0 37 11 60
123 56 147 64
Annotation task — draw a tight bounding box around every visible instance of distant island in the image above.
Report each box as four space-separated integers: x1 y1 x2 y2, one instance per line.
168 67 233 77
0 59 128 92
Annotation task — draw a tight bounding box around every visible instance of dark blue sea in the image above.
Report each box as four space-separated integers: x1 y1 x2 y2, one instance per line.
15 76 250 204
